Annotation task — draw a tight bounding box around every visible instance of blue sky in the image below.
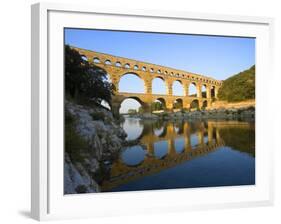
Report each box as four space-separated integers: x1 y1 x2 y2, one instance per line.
65 28 255 113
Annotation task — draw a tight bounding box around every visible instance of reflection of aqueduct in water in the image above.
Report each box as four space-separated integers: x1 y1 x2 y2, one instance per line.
99 121 252 191
73 47 223 117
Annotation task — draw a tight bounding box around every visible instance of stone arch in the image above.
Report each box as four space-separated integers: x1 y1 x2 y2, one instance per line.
134 65 139 70
121 96 144 107
201 84 207 98
202 100 208 110
81 55 88 61
173 98 183 110
115 61 122 67
118 96 145 118
190 99 199 110
172 80 184 96
119 72 142 79
156 98 166 109
118 72 145 93
151 98 166 112
189 82 197 97
105 59 111 65
152 77 167 95
124 63 130 69
93 57 100 63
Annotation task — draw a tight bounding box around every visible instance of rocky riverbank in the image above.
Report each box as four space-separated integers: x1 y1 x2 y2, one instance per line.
64 101 127 194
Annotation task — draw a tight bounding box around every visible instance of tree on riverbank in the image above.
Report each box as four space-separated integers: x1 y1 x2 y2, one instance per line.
218 65 255 102
151 101 164 111
65 45 115 105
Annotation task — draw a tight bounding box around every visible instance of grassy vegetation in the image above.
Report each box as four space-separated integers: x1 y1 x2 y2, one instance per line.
218 65 255 102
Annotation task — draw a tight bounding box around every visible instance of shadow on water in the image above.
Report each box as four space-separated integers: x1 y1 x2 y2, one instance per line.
100 118 255 192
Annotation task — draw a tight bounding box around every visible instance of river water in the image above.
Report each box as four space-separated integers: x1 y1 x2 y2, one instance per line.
100 116 255 192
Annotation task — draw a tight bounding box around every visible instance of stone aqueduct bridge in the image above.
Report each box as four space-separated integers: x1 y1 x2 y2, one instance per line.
73 46 223 117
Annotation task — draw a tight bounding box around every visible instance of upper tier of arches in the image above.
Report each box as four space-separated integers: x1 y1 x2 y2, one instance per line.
73 47 223 87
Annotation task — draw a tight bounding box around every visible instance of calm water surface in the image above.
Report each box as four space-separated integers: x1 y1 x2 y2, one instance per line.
100 117 255 192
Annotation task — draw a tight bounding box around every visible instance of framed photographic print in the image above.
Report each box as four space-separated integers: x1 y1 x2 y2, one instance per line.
31 2 274 221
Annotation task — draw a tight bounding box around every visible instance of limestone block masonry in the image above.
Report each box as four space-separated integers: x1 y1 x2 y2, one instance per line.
72 46 223 117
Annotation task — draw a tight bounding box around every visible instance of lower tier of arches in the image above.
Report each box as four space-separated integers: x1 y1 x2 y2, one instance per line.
111 92 212 118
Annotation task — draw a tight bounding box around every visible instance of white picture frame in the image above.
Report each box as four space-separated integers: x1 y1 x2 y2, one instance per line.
31 2 274 221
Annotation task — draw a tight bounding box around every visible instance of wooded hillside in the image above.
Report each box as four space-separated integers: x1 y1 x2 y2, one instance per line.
218 65 255 102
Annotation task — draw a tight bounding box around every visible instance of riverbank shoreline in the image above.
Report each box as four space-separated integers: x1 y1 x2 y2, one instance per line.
123 106 255 121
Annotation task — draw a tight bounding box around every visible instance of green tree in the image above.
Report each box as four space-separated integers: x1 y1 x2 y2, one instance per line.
65 45 114 105
151 101 163 111
218 65 255 102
